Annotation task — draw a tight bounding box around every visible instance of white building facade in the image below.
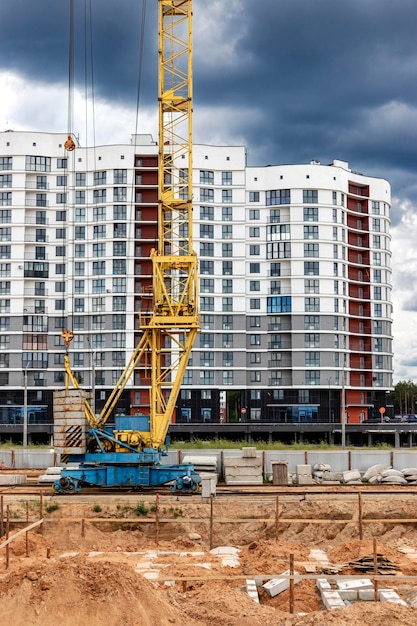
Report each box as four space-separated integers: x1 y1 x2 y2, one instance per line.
0 131 392 441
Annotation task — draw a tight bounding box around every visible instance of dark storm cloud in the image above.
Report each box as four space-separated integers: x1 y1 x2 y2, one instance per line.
0 0 416 209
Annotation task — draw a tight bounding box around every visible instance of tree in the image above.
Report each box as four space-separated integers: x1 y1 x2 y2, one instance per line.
388 380 417 415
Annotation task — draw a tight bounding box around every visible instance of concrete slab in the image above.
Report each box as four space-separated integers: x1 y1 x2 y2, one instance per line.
0 474 27 485
316 578 332 592
358 589 376 601
246 579 260 603
337 578 373 592
321 590 345 610
263 570 300 598
379 589 407 606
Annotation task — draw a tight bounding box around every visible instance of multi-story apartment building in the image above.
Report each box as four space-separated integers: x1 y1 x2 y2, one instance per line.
0 131 392 442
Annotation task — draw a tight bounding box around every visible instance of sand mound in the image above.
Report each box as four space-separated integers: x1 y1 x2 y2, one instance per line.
0 556 201 626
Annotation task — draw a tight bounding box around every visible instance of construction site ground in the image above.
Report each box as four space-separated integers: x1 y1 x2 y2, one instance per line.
1 490 417 625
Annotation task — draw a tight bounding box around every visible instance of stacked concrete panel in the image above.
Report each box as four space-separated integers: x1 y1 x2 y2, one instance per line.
223 452 263 485
53 389 88 455
296 464 313 486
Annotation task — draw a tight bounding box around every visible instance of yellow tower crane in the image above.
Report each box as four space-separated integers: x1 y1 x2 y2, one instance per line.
55 1 199 492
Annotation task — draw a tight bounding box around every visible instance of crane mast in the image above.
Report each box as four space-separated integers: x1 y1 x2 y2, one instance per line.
60 0 197 451
147 0 198 446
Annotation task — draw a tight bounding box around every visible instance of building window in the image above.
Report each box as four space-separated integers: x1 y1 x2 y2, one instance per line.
266 189 290 205
114 205 127 220
200 242 214 257
306 352 320 367
222 243 232 257
200 351 214 367
0 157 13 170
305 333 320 348
200 333 214 348
304 315 319 330
113 296 126 311
270 280 281 294
222 315 233 330
56 193 67 204
93 225 106 239
250 280 260 291
113 187 127 202
93 206 106 221
200 260 214 275
304 225 318 239
200 297 214 311
201 278 215 293
201 315 214 330
250 354 261 364
267 296 291 313
222 225 233 239
200 205 213 220
25 156 51 172
249 316 260 328
222 171 233 186
303 190 318 203
250 334 261 346
200 188 214 202
304 261 319 275
200 224 213 239
75 207 86 222
249 227 260 238
114 169 127 184
200 371 214 385
249 192 260 203
222 206 233 221
304 207 318 221
250 263 260 273
222 279 232 294
304 243 319 257
113 241 126 256
200 170 214 184
267 242 290 259
222 189 232 203
304 297 319 312
93 243 106 257
304 279 319 293
222 297 233 311
250 298 261 309
306 371 320 385
222 261 232 275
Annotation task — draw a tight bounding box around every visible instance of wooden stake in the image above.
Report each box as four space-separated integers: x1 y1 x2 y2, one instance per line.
358 492 363 540
155 494 160 548
275 496 280 541
81 518 85 538
25 501 29 557
373 538 378 602
0 495 3 537
209 494 214 550
5 505 10 569
289 553 294 614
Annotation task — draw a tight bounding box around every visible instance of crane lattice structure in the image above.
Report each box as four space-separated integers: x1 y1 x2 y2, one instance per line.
63 0 198 451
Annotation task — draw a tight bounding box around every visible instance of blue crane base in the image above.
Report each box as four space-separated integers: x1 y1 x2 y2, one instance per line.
53 458 201 494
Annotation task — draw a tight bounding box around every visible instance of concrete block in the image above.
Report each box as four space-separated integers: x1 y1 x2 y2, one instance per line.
246 579 260 603
337 578 373 592
296 464 312 476
358 589 376 601
297 475 314 486
263 570 300 598
338 589 358 601
379 589 407 606
0 474 27 485
317 578 332 592
321 590 345 610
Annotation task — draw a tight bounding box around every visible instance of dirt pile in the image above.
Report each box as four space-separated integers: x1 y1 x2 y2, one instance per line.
0 556 201 626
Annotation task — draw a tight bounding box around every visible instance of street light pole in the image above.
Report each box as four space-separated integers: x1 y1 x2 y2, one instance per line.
23 366 28 450
341 368 346 450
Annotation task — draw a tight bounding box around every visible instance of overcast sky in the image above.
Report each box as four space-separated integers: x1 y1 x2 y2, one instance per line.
1 0 416 383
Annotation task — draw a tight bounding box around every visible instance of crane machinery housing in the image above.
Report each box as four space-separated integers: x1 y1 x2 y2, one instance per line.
53 0 200 494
